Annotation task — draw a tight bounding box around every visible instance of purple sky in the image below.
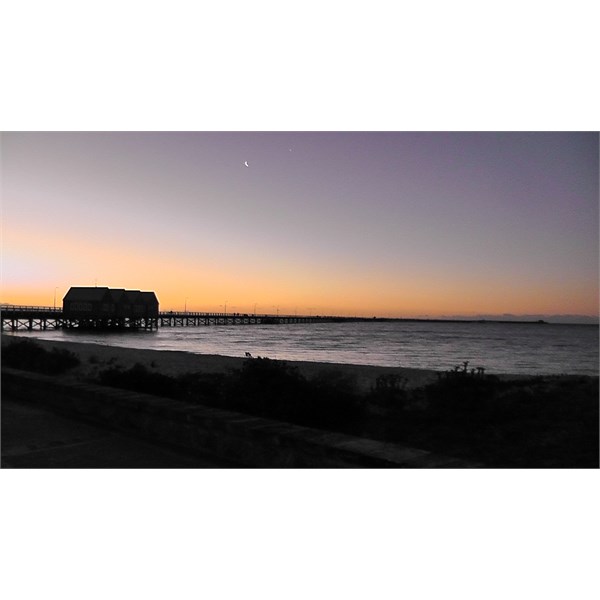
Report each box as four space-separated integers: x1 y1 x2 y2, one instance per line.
2 131 598 317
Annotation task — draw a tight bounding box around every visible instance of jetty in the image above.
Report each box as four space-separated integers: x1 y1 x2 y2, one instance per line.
0 304 339 331
1 286 552 332
0 306 551 332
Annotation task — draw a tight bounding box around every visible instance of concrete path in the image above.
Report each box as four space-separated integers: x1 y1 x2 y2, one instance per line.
1 396 241 468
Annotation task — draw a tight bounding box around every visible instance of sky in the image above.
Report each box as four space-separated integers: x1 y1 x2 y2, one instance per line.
1 131 598 318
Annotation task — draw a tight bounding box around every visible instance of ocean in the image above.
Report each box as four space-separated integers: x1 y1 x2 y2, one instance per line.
7 320 599 376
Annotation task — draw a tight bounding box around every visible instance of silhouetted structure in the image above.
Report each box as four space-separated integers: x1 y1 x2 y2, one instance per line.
62 287 159 329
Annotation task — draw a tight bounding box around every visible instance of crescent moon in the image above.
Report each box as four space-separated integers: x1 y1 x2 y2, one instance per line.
244 161 249 167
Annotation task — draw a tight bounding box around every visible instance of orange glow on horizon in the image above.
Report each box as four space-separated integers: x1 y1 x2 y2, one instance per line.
3 278 598 319
0 191 598 318
3 219 598 319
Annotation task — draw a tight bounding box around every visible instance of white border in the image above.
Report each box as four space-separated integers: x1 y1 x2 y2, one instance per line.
1 2 599 599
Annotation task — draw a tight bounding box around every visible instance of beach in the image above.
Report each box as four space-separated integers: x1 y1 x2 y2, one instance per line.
1 336 441 391
2 331 598 469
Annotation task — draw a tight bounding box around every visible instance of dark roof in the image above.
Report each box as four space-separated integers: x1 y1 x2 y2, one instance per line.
63 287 110 302
63 287 159 305
139 291 159 306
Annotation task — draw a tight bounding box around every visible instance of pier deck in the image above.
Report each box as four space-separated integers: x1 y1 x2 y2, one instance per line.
1 306 342 331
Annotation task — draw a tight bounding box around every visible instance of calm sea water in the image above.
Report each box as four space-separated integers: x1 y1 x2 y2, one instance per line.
7 321 599 376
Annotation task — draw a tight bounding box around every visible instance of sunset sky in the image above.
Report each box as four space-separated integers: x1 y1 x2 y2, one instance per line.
2 131 598 318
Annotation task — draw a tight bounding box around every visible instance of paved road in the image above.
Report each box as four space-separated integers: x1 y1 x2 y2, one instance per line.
1 396 241 468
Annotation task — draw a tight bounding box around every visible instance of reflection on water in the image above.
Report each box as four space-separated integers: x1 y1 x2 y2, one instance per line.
7 321 599 376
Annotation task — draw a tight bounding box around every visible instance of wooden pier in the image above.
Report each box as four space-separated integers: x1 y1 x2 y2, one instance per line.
0 305 159 331
1 306 334 331
1 306 65 332
159 312 322 327
1 305 549 332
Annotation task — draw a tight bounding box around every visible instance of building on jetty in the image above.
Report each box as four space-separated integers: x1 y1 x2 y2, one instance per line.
62 287 159 330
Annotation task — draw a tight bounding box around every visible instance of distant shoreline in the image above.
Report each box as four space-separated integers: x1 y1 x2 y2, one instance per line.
326 317 598 325
349 317 551 325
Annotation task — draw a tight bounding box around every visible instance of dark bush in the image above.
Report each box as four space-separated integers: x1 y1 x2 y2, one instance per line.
2 338 80 374
423 373 502 419
86 352 597 467
97 363 180 399
305 368 364 430
367 374 410 413
176 371 227 404
94 357 364 431
219 359 364 430
224 358 311 420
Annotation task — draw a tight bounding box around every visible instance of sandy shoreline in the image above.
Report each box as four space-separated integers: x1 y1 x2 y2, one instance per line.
1 336 441 391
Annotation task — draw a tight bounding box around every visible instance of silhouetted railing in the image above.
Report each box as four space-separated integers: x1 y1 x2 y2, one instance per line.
1 305 62 313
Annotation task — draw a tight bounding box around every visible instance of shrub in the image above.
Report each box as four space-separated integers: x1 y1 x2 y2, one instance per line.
367 374 410 412
223 358 365 429
2 338 80 375
97 363 180 398
93 357 364 431
176 371 227 404
224 358 311 419
423 367 502 419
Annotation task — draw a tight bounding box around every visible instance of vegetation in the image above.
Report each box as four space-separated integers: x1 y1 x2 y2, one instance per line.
6 342 595 467
369 367 599 468
222 359 364 430
97 362 184 399
2 338 80 375
93 358 366 433
90 356 598 467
